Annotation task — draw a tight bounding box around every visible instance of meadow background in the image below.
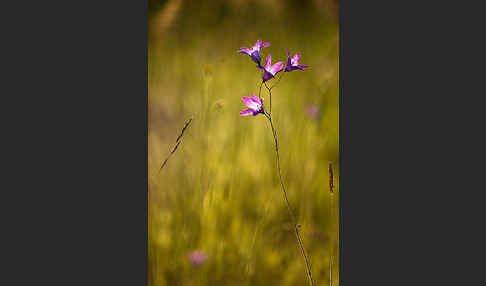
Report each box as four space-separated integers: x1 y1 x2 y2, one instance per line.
148 0 339 285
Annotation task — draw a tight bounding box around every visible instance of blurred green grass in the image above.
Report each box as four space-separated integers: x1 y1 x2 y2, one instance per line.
149 1 339 285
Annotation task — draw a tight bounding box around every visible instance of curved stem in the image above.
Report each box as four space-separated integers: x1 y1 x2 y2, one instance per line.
258 81 264 101
264 113 315 286
264 82 272 115
330 191 335 286
329 162 336 286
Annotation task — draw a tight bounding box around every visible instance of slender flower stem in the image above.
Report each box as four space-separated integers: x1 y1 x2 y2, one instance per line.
263 72 285 115
329 162 335 286
263 112 315 286
264 82 272 114
258 81 264 101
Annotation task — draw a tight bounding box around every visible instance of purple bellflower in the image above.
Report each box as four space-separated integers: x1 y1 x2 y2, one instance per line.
284 49 309 72
257 54 284 82
188 250 207 267
238 40 270 64
305 105 321 120
240 94 264 116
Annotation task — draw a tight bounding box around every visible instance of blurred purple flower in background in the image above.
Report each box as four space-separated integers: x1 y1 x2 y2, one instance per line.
188 250 207 266
305 105 320 120
285 49 309 72
240 95 264 116
257 54 283 82
238 40 270 64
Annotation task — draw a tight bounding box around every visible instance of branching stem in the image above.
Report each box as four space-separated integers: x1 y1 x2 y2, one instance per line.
257 71 314 285
270 72 285 90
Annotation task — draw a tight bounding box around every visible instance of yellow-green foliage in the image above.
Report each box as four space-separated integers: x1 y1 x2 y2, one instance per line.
149 1 339 285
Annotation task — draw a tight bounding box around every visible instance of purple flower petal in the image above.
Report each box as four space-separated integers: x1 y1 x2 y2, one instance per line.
284 49 308 72
250 51 261 64
262 71 274 82
261 42 270 48
239 47 250 55
239 40 270 64
269 61 284 75
252 110 263 116
240 108 254 116
284 49 291 71
242 97 254 108
240 94 264 116
242 96 259 110
261 55 283 81
264 54 272 71
254 40 270 50
250 95 262 106
291 53 301 65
